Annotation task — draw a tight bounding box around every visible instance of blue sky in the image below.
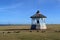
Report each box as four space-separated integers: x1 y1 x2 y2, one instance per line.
0 0 60 24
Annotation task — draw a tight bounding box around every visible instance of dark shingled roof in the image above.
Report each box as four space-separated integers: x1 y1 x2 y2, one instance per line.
30 10 47 18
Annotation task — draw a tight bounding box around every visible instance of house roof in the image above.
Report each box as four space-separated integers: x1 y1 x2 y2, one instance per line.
30 10 47 18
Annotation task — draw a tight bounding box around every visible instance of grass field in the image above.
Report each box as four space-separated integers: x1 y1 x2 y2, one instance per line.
0 24 60 40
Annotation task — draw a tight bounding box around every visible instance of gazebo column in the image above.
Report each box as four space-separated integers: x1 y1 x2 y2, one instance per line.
43 18 47 29
31 18 36 30
36 18 40 30
31 18 35 24
40 18 47 30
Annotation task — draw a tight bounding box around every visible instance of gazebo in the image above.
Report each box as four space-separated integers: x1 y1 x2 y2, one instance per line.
30 10 47 30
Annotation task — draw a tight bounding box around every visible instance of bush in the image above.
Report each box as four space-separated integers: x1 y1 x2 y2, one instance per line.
7 31 11 33
14 31 20 33
30 30 32 32
37 30 39 32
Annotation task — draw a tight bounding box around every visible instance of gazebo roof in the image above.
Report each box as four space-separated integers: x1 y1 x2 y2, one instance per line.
30 10 47 18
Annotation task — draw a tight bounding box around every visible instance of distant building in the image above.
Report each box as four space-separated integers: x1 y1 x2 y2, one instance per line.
30 10 47 30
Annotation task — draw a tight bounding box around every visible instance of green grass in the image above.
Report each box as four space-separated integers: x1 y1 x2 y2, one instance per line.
0 24 60 40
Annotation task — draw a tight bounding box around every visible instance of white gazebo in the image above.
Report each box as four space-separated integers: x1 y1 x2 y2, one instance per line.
30 10 47 30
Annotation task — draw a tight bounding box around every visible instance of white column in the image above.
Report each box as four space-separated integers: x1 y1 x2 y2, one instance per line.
40 18 42 29
40 18 47 30
36 18 40 29
31 18 35 25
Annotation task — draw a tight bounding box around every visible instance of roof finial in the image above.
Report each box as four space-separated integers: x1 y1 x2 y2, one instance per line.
36 10 40 14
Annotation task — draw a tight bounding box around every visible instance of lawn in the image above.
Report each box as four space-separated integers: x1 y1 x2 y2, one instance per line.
0 24 60 40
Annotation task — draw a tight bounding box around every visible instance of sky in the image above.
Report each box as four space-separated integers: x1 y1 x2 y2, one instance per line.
0 0 60 24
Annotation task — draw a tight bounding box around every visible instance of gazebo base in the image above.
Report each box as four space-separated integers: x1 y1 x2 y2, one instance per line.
31 24 36 30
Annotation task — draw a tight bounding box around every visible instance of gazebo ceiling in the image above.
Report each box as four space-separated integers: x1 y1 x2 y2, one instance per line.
30 10 47 18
